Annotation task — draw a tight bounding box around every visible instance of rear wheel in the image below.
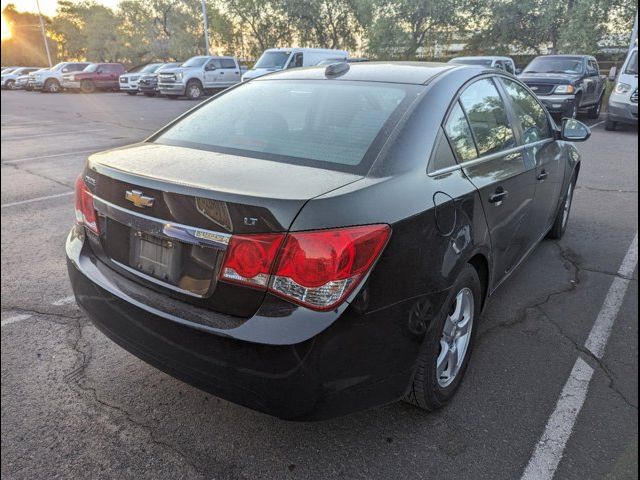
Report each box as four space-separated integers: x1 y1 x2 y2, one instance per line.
547 175 576 240
404 264 481 411
586 95 603 119
185 79 203 100
5 80 15 90
80 80 96 93
43 78 61 93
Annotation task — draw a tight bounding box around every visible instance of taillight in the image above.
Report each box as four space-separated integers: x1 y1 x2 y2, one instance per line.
220 234 284 288
74 176 99 234
219 225 390 311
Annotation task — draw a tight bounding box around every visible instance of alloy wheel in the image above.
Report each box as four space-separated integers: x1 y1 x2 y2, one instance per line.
188 84 202 99
437 287 475 388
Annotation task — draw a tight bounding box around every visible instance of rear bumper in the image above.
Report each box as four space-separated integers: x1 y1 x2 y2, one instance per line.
536 94 576 116
66 226 439 420
607 100 638 125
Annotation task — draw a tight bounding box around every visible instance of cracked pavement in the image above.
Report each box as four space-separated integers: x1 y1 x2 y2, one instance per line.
1 91 638 479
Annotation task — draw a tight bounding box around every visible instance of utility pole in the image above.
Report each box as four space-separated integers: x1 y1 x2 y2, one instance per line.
200 0 210 55
35 0 52 67
630 11 638 52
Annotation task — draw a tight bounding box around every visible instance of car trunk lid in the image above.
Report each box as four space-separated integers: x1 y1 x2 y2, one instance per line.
84 143 363 318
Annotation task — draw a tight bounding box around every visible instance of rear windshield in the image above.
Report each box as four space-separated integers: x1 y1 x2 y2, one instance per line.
141 63 163 73
182 57 209 68
624 51 638 75
451 58 493 67
254 52 290 69
154 80 417 172
524 57 584 74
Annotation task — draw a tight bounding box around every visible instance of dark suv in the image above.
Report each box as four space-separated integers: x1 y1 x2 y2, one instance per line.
62 63 126 93
519 55 606 119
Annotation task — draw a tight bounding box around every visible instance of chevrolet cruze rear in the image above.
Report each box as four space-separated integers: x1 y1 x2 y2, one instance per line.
67 62 586 419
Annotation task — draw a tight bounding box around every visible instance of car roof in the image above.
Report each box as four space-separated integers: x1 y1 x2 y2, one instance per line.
451 56 512 61
255 61 460 85
535 55 588 60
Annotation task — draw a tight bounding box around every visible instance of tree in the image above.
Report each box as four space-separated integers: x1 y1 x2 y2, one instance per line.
1 3 58 66
223 0 292 57
284 0 370 50
365 0 460 59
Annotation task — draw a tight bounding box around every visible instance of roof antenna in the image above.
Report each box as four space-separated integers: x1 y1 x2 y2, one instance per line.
325 62 350 77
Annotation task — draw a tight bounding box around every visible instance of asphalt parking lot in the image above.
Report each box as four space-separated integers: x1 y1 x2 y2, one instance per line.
1 90 638 480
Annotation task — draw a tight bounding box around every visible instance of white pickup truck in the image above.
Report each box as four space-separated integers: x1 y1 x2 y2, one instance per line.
30 61 91 93
157 56 245 100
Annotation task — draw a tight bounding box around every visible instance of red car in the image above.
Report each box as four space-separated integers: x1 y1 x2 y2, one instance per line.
61 63 126 93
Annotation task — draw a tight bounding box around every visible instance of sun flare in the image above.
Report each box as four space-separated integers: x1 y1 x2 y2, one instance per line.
1 13 12 41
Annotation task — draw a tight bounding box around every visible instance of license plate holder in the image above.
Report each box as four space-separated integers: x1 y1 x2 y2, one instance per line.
129 231 182 284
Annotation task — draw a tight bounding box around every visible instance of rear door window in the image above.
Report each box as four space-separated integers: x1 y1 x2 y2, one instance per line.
220 59 236 69
459 78 516 156
444 102 477 162
500 78 552 144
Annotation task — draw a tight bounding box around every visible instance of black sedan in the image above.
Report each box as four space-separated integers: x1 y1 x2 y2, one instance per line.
67 62 590 420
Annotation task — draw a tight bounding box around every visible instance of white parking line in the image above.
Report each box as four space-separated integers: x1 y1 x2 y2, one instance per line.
521 358 594 480
1 128 105 141
1 314 33 328
585 232 638 358
1 191 73 209
521 231 639 480
2 148 98 165
2 295 78 328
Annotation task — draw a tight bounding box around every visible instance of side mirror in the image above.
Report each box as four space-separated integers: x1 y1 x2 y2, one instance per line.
561 118 591 142
608 66 617 82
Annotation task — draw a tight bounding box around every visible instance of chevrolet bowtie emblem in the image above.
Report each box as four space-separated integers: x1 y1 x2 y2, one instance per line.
125 190 155 208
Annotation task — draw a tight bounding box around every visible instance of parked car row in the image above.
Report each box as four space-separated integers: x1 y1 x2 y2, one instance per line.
4 48 635 127
449 50 638 128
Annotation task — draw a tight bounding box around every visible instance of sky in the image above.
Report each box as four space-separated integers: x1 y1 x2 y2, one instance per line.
3 0 120 16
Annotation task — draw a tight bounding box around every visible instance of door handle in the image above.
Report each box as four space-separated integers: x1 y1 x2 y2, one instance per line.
537 170 549 181
488 188 509 205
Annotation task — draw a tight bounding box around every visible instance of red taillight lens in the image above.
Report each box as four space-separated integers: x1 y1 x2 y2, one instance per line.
219 225 390 311
271 225 390 310
74 176 99 234
220 233 284 288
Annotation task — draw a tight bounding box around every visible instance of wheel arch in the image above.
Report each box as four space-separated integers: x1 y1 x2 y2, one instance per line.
467 253 490 310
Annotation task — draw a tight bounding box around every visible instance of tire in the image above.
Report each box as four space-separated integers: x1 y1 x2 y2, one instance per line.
185 79 203 100
547 175 576 240
404 264 481 411
43 78 61 93
568 95 581 119
80 80 96 94
126 91 137 96
605 117 617 131
586 95 603 119
5 80 15 90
